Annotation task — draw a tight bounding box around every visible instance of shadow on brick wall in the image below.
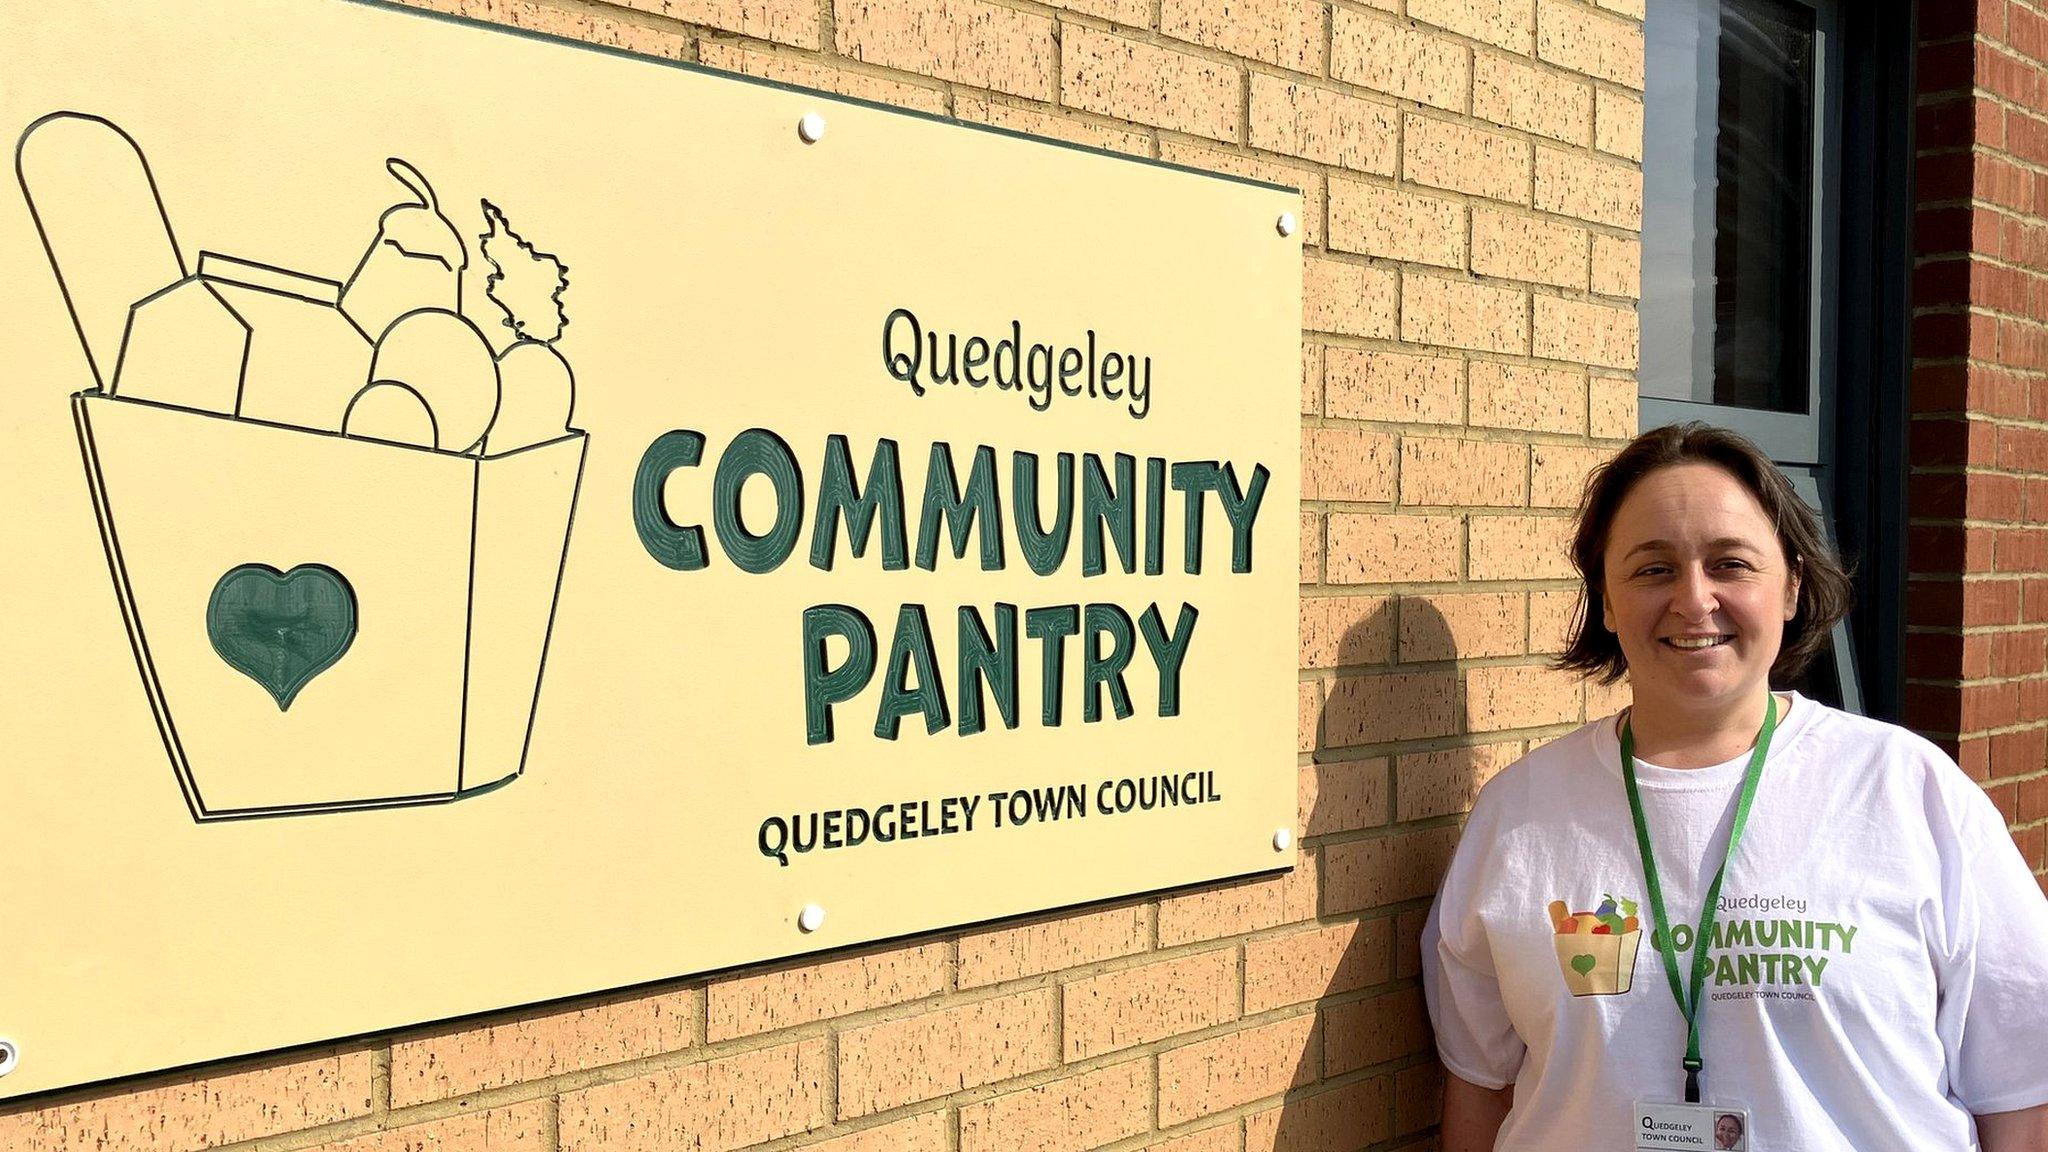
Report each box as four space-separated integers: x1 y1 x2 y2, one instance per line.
1272 594 1467 1149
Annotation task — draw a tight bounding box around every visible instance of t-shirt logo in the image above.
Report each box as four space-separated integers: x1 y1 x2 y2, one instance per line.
1549 893 1642 996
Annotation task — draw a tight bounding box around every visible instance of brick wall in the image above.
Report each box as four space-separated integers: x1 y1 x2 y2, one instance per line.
0 0 1646 1147
1911 0 2048 881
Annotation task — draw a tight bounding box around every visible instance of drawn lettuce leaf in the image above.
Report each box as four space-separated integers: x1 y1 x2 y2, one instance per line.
478 199 568 345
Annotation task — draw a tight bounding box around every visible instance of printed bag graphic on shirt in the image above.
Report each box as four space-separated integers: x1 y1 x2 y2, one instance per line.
1548 893 1642 996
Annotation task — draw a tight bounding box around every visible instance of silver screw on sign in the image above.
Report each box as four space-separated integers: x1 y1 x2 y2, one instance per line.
798 903 827 933
1273 828 1293 852
798 113 827 144
0 1038 19 1079
1276 212 1299 237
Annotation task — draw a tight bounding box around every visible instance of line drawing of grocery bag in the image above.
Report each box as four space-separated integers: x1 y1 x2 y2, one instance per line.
16 111 588 822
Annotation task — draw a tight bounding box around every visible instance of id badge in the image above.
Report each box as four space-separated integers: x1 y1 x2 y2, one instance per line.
1634 1101 1751 1151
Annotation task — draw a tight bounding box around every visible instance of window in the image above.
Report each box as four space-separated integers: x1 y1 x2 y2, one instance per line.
1637 0 1913 716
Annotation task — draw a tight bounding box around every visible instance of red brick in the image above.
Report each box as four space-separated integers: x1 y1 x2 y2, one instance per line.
1965 578 2025 625
1904 682 1963 732
1962 680 2022 731
1910 417 1996 465
2019 772 2048 822
1997 529 2048 573
1991 727 2048 779
1969 473 2026 521
1918 40 1977 95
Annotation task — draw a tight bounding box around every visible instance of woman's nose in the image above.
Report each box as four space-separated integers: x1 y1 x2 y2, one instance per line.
1671 565 1717 618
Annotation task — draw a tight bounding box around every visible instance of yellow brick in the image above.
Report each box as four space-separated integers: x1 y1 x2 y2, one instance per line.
1062 950 1240 1060
838 0 1054 97
1302 343 1321 415
1397 740 1520 819
959 1059 1152 1152
401 0 694 57
1299 679 1322 752
1329 179 1466 269
1592 233 1641 299
1322 669 1461 746
1534 294 1638 370
1162 0 1326 73
1040 0 1151 24
1301 511 1323 585
958 904 1149 987
1403 113 1532 203
836 990 1059 1118
1587 674 1632 717
1590 373 1637 438
1301 756 1390 836
1326 512 1463 583
1157 1015 1319 1126
557 1039 828 1152
1537 0 1644 88
1469 360 1585 434
1323 987 1430 1074
392 991 695 1106
320 1103 548 1152
1325 349 1462 424
1399 591 1523 661
1401 273 1529 355
1409 0 1536 54
1062 26 1242 141
1468 661 1584 730
1598 0 1646 17
1246 1075 1393 1152
1300 594 1396 668
1400 435 1528 507
1244 919 1393 1014
1473 52 1591 144
1304 256 1399 338
1302 426 1398 502
697 43 947 112
706 943 946 1041
1322 826 1460 914
1330 9 1472 112
1250 75 1400 173
1158 853 1321 945
1398 1063 1447 1136
802 1113 951 1152
1531 442 1611 508
1596 88 1645 160
1152 1125 1242 1152
0 1050 375 1152
1472 206 1590 290
1468 513 1575 579
953 94 1151 155
1161 141 1327 245
1534 146 1643 228
1529 587 1585 653
610 0 817 48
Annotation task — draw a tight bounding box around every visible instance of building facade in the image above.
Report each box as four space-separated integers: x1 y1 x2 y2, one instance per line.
1 0 2042 1149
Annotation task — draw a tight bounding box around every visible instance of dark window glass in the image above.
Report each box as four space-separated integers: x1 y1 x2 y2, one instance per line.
1641 0 1817 414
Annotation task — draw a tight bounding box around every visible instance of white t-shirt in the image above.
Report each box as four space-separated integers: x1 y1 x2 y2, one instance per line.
1422 694 2048 1150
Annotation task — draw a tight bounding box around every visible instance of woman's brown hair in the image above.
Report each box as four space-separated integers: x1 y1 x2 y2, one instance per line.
1557 422 1853 685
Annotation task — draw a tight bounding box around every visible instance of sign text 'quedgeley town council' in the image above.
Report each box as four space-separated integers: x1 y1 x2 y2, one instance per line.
0 0 1300 1098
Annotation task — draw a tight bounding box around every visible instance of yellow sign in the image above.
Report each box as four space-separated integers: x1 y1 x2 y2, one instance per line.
0 0 1300 1097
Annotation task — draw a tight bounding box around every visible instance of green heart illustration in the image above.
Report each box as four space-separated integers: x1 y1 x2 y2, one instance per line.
206 563 358 710
1570 954 1597 975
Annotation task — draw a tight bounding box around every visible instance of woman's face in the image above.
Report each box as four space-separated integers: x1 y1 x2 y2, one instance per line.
1601 463 1798 722
1716 1114 1743 1148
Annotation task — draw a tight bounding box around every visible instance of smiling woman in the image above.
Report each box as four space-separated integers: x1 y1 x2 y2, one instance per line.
1422 424 2048 1152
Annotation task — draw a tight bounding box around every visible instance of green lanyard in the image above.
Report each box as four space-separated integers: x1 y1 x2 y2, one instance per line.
1619 694 1776 1105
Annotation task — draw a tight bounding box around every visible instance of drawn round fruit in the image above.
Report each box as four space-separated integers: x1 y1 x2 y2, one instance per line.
483 339 574 453
368 308 500 453
342 381 439 449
